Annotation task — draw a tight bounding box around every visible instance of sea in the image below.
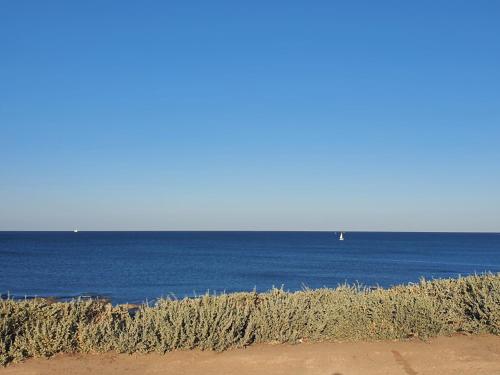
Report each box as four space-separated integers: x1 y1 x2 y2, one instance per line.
1 231 499 305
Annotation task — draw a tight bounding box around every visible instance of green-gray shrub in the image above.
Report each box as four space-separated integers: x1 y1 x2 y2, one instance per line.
1 274 499 366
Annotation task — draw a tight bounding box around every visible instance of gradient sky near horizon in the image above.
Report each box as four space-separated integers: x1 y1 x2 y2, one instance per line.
1 1 499 231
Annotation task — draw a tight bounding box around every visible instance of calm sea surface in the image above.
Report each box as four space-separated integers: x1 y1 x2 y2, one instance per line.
1 231 499 304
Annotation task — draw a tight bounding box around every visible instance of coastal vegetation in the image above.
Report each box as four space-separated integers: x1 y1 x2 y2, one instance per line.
1 273 499 366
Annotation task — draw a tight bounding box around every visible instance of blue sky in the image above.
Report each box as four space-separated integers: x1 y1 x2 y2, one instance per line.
1 1 499 231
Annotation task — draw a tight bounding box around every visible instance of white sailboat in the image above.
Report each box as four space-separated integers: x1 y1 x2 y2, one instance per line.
339 232 344 241
73 229 78 233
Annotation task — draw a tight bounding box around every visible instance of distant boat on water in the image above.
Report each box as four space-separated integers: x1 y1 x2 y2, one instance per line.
73 229 78 233
339 232 344 241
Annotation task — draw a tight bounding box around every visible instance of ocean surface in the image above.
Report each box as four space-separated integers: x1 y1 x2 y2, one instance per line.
1 231 499 304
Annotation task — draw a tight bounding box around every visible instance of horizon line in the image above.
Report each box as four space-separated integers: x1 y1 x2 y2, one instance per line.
1 230 499 234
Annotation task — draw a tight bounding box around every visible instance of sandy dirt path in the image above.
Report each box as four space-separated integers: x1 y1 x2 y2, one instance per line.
1 335 499 375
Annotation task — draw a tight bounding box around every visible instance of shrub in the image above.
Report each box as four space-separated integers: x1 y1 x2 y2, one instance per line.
1 274 499 366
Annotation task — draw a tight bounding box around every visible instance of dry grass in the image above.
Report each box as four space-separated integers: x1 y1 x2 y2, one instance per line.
1 274 499 366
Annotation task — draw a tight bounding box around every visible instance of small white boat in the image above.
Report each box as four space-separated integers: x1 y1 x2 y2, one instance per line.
73 229 78 233
339 232 344 241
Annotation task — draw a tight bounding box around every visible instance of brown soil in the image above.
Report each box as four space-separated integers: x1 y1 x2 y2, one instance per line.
1 335 499 375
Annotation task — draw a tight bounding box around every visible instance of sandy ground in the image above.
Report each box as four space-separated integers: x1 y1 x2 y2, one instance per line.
1 335 499 375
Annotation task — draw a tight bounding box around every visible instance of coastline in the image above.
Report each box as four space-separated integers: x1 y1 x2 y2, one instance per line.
1 274 499 367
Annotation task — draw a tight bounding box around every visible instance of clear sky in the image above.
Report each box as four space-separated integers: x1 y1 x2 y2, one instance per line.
1 1 499 231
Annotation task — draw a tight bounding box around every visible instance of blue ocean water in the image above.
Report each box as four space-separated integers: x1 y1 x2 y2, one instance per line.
1 231 499 304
